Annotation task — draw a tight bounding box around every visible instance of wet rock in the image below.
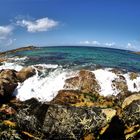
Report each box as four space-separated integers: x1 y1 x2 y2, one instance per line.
16 98 115 139
112 75 128 95
110 68 124 75
16 66 36 82
129 72 139 80
64 70 100 94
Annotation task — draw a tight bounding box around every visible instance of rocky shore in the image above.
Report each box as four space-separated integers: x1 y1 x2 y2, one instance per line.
0 46 37 57
0 67 140 140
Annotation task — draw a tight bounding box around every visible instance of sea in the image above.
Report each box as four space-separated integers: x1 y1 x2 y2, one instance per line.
1 46 140 102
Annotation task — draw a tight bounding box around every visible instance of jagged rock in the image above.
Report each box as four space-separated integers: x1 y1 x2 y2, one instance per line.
64 70 100 94
16 66 35 82
16 98 116 139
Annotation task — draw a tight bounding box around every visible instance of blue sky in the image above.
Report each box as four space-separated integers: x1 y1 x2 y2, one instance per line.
0 0 140 51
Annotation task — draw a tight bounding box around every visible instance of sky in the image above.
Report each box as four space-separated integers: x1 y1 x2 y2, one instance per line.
0 0 140 51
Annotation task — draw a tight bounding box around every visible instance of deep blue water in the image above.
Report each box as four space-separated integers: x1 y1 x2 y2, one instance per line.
12 46 140 72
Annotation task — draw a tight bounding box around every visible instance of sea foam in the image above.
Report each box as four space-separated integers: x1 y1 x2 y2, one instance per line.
14 68 74 102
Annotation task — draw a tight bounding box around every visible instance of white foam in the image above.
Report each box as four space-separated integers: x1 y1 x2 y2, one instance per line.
9 56 28 61
93 69 119 96
14 69 73 102
34 64 58 69
124 73 140 92
0 62 23 71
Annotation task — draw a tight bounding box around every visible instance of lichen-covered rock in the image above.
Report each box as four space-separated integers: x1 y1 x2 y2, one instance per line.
16 98 116 139
123 99 140 126
64 70 100 94
121 94 140 139
51 89 115 108
16 66 35 82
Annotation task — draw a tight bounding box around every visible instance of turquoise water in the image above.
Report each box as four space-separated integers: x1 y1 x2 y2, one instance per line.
12 46 140 72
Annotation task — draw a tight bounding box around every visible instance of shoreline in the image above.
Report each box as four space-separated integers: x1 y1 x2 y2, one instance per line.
0 46 37 57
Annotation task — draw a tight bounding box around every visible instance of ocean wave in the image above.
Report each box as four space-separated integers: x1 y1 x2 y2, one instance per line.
13 68 75 102
13 66 140 102
0 62 23 71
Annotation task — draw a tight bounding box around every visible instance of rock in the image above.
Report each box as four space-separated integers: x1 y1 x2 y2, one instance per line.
0 69 18 101
122 94 140 109
16 66 36 82
0 69 17 82
0 58 7 63
16 98 115 139
101 108 116 122
51 89 115 108
129 72 139 80
51 90 82 105
123 96 140 126
112 75 128 95
64 70 100 94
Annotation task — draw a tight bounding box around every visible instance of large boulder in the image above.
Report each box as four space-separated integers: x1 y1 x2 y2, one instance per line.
16 98 116 139
0 69 18 101
64 70 100 94
51 89 115 108
16 66 35 82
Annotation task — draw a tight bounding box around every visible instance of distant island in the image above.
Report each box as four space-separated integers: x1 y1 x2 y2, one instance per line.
0 46 37 57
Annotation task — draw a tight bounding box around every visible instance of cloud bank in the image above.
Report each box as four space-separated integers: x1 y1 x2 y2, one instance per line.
0 25 13 39
0 25 15 48
16 17 58 32
79 40 116 47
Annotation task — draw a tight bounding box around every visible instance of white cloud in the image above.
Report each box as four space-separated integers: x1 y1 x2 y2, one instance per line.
80 40 100 45
16 17 58 32
105 42 115 47
0 26 13 39
80 40 90 44
126 42 136 50
79 40 116 47
0 25 15 48
91 40 100 45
